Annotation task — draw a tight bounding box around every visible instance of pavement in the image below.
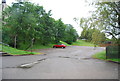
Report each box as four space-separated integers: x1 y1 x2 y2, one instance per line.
1 46 119 79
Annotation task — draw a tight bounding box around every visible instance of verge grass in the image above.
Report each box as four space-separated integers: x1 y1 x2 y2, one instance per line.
1 41 70 55
1 44 39 55
92 50 120 63
60 41 71 46
28 44 55 50
72 40 94 46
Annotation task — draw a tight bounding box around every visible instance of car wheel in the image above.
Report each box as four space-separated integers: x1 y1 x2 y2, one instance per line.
62 47 65 49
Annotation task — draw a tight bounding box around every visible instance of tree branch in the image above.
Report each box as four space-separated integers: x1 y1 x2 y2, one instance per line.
106 32 118 39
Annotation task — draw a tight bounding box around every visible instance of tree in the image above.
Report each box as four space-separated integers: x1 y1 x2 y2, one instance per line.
80 27 93 41
53 19 66 43
63 24 78 44
79 17 99 42
38 14 56 45
78 1 120 44
2 1 46 48
91 29 106 49
2 1 79 50
90 1 120 43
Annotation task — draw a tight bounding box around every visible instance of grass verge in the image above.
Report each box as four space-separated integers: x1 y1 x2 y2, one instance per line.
72 40 94 46
1 41 70 55
28 41 71 50
1 44 40 55
92 51 120 63
60 41 71 46
27 44 55 50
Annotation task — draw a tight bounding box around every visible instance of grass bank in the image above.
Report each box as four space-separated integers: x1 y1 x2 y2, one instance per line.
92 51 120 63
29 40 94 50
1 44 40 55
72 40 94 46
27 44 55 50
1 40 94 56
27 41 71 50
1 41 70 55
60 41 71 46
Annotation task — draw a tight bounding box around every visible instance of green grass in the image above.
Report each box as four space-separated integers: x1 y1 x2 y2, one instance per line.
27 44 55 50
1 44 40 55
72 40 94 46
0 40 95 56
92 51 106 59
27 41 71 50
60 41 71 46
92 51 120 63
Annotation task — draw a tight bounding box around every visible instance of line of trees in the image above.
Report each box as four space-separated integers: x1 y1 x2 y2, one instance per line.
2 1 78 50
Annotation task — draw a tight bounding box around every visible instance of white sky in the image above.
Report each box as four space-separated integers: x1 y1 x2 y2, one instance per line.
1 0 95 35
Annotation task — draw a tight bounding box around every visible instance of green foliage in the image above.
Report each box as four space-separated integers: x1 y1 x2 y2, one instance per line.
92 51 120 62
79 2 120 45
59 41 71 46
2 27 12 44
91 29 106 46
79 16 106 43
72 40 94 46
2 1 78 50
90 2 120 41
63 24 79 44
27 44 55 50
3 2 44 48
80 27 94 41
92 51 106 59
0 44 2 51
80 27 106 44
1 44 39 55
52 19 66 43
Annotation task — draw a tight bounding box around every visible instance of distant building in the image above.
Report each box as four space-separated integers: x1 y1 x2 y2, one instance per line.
2 0 8 11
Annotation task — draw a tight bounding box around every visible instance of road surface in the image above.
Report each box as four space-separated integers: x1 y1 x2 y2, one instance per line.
2 46 118 79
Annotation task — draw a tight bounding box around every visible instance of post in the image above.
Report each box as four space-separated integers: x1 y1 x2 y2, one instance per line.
106 46 107 59
30 38 34 53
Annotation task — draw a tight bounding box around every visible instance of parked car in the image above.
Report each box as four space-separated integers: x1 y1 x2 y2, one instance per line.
53 44 66 48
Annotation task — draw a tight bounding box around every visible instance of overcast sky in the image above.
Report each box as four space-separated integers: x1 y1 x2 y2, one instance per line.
1 0 95 35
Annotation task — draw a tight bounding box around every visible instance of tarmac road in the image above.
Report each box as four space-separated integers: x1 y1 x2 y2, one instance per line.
2 46 118 79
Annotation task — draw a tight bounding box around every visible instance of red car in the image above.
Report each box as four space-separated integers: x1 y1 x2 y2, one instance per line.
53 44 66 48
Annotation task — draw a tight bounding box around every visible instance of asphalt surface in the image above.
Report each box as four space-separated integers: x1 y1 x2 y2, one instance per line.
2 46 119 79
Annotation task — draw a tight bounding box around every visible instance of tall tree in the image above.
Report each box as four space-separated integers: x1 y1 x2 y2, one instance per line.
91 29 106 49
2 1 46 48
90 1 120 43
64 24 78 44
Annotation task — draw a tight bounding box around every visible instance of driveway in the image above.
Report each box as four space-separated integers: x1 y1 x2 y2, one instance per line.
2 46 118 79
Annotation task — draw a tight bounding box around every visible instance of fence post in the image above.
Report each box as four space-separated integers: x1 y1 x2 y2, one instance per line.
106 46 108 59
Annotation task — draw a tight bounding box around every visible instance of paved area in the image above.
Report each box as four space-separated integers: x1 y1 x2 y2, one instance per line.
2 46 118 79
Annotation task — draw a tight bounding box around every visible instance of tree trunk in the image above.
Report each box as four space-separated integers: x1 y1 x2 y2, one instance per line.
93 44 97 50
30 38 34 53
14 35 17 48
